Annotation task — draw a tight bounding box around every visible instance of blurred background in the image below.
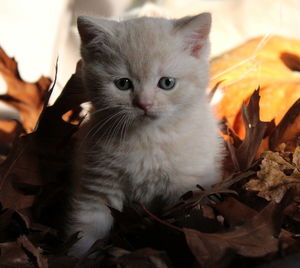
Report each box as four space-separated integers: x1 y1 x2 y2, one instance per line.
0 0 299 95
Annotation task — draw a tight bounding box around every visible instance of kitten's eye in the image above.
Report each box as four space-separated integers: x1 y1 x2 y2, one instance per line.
114 78 133 91
158 77 176 90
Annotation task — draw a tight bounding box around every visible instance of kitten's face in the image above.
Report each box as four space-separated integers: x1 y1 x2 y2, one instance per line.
78 13 211 125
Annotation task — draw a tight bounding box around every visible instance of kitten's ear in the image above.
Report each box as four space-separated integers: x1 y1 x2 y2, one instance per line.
174 13 211 58
77 16 116 45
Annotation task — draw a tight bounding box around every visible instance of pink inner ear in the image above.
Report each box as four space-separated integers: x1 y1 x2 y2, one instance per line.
192 43 203 57
187 28 208 57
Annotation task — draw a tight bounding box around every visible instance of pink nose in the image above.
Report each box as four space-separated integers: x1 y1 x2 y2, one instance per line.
133 98 154 112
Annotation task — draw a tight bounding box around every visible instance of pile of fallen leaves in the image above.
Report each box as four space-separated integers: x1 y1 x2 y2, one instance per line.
1 35 300 268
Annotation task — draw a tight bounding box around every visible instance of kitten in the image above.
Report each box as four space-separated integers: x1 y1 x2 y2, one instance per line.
67 12 222 255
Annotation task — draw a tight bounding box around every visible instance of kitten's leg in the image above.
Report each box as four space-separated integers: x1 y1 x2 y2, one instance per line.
67 188 123 256
67 199 112 255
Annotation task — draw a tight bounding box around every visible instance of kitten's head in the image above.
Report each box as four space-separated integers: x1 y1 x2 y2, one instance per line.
77 13 211 126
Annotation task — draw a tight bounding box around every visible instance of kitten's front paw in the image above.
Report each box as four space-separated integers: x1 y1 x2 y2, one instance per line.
67 204 114 256
68 234 96 256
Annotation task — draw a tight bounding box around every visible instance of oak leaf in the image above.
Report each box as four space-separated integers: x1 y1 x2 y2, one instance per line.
227 89 273 171
210 36 300 138
0 62 86 211
0 47 51 133
184 201 280 268
246 150 300 202
269 98 300 151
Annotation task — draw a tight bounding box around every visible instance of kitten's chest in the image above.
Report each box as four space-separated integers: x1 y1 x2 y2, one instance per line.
122 142 170 185
121 128 204 177
121 144 172 203
118 134 200 204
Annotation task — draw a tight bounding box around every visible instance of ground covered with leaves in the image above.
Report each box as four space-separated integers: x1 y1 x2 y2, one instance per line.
1 36 300 268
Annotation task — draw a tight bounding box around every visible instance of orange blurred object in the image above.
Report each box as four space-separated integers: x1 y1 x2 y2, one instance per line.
210 36 300 138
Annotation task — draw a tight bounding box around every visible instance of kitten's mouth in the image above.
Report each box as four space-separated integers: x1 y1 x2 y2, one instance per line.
139 111 159 120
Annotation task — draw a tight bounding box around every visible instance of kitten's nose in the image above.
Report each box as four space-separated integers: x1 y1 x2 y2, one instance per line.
133 98 154 112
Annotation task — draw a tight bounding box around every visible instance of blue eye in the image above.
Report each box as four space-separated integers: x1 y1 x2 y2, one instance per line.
158 77 176 90
114 78 133 91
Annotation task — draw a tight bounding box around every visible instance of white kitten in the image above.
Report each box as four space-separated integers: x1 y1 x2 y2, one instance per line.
67 13 222 255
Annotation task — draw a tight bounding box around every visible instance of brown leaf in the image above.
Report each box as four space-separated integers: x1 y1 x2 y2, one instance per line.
17 235 48 268
269 98 300 151
110 247 173 268
163 187 237 219
47 256 78 268
0 62 86 211
0 120 19 150
278 229 300 255
0 241 29 266
0 207 32 242
284 197 300 223
227 89 272 171
214 197 257 227
0 47 51 133
16 208 57 236
245 150 300 202
213 169 257 191
184 201 281 267
0 135 45 210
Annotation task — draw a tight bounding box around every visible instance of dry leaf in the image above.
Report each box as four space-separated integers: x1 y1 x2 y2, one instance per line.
269 98 300 151
227 89 272 171
214 197 257 227
293 146 300 168
0 47 51 163
210 36 300 137
0 62 86 211
246 150 300 202
0 120 19 149
0 241 29 266
184 201 281 268
17 235 48 268
110 247 172 268
0 47 51 133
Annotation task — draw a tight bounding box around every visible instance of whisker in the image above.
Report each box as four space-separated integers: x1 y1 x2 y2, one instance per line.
92 111 125 142
120 114 129 144
122 113 135 151
102 113 127 147
120 113 132 145
82 110 124 146
115 113 128 146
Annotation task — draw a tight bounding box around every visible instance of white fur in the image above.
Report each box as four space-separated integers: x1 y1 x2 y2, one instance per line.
68 199 113 255
68 13 222 255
